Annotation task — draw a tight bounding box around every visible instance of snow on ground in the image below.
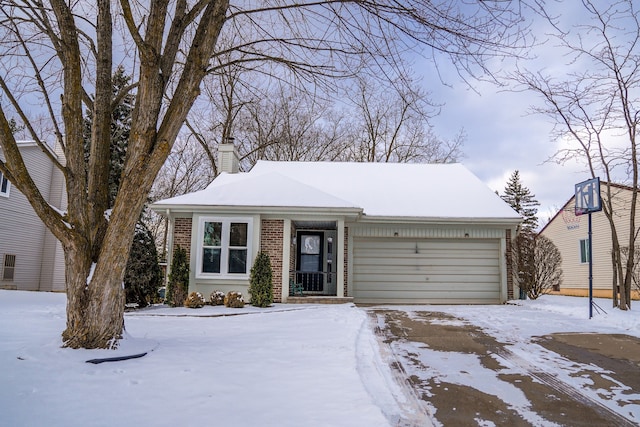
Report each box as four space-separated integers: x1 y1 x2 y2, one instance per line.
0 291 412 427
0 291 638 426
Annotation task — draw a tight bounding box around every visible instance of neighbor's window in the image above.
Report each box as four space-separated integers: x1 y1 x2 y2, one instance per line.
0 172 9 197
3 254 16 281
579 239 590 263
198 217 252 277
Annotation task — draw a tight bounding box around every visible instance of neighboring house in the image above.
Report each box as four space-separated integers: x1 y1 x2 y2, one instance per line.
540 182 640 298
0 141 66 292
151 142 521 304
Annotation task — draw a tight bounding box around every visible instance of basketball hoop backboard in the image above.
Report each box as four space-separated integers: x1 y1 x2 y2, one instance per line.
575 178 602 216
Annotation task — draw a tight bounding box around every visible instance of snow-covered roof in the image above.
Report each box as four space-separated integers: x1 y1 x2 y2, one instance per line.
152 161 520 220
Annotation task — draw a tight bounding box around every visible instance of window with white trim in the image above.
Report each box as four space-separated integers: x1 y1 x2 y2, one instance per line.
579 238 590 264
197 217 253 277
0 172 9 197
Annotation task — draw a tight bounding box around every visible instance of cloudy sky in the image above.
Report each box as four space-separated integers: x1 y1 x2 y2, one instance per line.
428 76 586 225
419 1 605 225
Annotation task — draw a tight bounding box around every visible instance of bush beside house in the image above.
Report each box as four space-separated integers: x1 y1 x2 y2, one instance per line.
209 290 225 306
224 291 245 308
167 245 189 307
184 291 205 308
249 252 274 308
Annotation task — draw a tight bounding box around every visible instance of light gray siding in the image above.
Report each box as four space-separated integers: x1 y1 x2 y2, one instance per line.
353 237 501 304
0 142 66 291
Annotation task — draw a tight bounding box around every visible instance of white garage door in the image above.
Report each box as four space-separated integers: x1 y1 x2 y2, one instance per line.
353 238 501 304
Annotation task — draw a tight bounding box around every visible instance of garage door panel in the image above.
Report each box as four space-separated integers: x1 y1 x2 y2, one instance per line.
354 272 500 284
353 258 498 269
354 239 498 251
352 280 500 292
353 237 501 304
355 289 500 301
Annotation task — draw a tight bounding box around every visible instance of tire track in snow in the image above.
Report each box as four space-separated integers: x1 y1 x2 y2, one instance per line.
358 313 438 427
490 346 638 427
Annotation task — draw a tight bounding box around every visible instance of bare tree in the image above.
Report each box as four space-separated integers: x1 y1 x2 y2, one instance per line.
147 135 214 260
0 0 533 349
237 84 349 164
530 235 563 300
513 0 640 309
342 76 463 163
512 234 562 300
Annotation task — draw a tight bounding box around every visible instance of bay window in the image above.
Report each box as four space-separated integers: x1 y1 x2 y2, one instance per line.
198 217 252 277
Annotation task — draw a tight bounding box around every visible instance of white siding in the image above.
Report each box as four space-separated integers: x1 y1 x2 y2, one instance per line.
353 237 501 304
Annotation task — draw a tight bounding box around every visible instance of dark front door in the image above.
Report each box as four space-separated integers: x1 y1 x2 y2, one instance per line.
297 232 324 292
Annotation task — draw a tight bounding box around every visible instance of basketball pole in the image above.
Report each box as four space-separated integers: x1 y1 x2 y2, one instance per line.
588 212 593 319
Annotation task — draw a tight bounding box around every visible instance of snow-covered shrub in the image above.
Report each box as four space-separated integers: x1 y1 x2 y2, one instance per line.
224 291 245 308
209 290 225 306
184 292 205 308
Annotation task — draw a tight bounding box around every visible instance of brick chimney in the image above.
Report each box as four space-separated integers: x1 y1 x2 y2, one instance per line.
218 137 240 174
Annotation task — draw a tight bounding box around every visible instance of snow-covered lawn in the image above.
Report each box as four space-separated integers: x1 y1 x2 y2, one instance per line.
0 290 638 426
0 291 410 427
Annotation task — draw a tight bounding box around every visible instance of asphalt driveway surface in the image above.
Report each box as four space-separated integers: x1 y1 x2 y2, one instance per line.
369 309 640 427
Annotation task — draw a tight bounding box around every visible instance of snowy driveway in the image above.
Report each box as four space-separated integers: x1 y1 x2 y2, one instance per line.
368 300 640 426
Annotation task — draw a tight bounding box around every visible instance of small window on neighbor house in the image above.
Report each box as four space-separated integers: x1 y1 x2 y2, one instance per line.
0 172 9 197
579 239 590 263
3 254 16 281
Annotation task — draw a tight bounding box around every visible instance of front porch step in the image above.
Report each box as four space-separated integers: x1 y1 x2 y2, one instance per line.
286 296 354 304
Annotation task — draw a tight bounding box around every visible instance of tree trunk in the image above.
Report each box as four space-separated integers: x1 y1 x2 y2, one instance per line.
61 240 126 349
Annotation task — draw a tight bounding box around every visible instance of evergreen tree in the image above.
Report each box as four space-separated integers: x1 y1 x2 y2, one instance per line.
501 170 540 233
8 118 24 134
167 245 190 307
124 223 162 308
249 252 274 308
83 65 134 207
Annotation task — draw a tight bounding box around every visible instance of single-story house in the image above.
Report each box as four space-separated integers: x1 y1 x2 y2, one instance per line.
0 140 67 292
151 142 521 304
540 182 640 299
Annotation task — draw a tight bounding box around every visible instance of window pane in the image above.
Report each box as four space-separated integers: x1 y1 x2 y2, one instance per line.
202 248 221 273
230 223 248 246
203 222 222 246
580 239 589 263
228 249 247 273
1 175 7 193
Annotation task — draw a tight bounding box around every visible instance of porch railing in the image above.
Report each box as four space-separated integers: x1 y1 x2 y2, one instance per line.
290 270 337 293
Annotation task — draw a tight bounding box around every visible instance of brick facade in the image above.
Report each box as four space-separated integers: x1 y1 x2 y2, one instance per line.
260 219 284 302
173 217 193 261
506 228 513 300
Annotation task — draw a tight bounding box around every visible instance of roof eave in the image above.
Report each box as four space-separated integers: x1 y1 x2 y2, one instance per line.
150 203 363 218
358 215 523 226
